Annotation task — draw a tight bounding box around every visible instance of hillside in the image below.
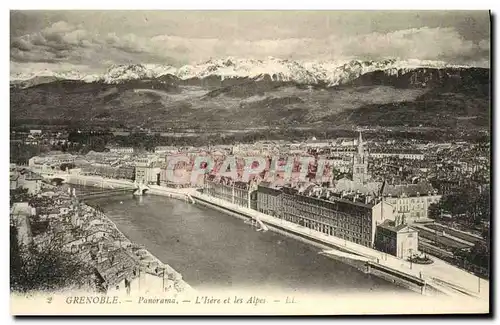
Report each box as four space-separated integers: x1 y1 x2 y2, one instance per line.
10 60 490 130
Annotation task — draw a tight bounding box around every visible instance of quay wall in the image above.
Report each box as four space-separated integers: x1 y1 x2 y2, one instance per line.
59 174 398 291
51 173 481 299
193 195 369 260
85 204 194 295
56 174 194 294
191 194 429 295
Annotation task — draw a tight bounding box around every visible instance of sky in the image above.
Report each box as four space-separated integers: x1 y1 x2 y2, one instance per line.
10 10 491 76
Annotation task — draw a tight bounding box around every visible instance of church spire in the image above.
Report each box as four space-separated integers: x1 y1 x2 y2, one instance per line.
358 131 364 156
352 131 368 184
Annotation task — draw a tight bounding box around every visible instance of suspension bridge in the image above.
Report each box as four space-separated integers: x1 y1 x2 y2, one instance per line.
76 187 138 200
68 181 150 201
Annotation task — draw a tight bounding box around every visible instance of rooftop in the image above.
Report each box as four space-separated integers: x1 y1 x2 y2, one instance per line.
11 202 33 216
377 219 418 233
383 181 436 197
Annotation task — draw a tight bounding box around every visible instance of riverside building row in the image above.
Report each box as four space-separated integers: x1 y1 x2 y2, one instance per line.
202 176 418 259
201 133 422 260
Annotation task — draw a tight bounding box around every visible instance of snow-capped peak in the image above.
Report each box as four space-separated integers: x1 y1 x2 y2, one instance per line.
100 64 177 83
177 57 319 83
11 69 89 81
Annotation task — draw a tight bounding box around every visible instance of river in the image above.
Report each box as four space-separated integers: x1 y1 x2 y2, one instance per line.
85 191 408 295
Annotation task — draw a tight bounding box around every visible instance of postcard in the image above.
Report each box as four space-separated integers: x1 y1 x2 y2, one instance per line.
9 10 491 316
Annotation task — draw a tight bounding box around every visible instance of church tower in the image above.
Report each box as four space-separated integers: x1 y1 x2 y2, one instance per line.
352 132 368 184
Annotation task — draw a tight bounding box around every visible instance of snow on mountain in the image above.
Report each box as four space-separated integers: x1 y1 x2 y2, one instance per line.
11 69 89 81
177 57 320 84
100 64 177 83
301 58 469 86
11 58 475 86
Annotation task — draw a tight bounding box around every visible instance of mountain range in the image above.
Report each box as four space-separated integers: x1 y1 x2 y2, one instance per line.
11 57 474 87
10 57 490 130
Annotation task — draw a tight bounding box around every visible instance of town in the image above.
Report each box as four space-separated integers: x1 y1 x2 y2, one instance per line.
10 127 490 296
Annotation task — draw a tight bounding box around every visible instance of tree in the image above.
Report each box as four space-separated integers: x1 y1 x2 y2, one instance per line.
60 163 76 171
428 202 441 220
10 225 94 293
469 242 489 270
438 185 490 226
10 188 30 206
477 188 491 223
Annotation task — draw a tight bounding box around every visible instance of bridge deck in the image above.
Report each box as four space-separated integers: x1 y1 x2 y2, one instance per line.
77 188 136 199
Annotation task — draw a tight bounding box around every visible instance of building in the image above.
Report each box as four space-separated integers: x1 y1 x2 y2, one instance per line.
279 186 395 247
334 136 442 224
255 183 395 248
159 167 193 188
339 138 358 147
24 135 39 145
135 165 160 185
382 182 441 223
332 132 380 193
159 155 194 187
374 217 419 259
154 146 178 154
11 202 35 248
86 229 115 243
28 154 75 168
63 237 87 253
135 157 157 184
80 164 135 180
327 156 352 173
370 151 425 160
10 173 19 190
29 129 42 136
13 169 44 195
256 183 282 217
108 147 134 154
334 177 381 194
431 179 461 196
95 248 137 293
203 176 258 209
305 139 331 149
329 147 357 157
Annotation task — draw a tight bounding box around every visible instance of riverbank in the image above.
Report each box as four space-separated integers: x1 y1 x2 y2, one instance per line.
81 200 194 297
52 174 196 295
56 174 487 301
188 191 488 302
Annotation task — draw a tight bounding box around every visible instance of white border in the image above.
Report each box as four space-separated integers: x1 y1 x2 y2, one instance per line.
5 2 496 10
3 2 497 325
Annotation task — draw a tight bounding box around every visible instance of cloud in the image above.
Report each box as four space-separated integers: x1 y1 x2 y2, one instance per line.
334 27 488 63
10 20 490 76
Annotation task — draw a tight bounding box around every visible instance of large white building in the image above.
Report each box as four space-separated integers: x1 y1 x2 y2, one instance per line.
370 151 425 160
154 146 179 154
10 169 44 195
135 157 161 185
28 154 75 167
109 147 134 154
382 183 441 222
